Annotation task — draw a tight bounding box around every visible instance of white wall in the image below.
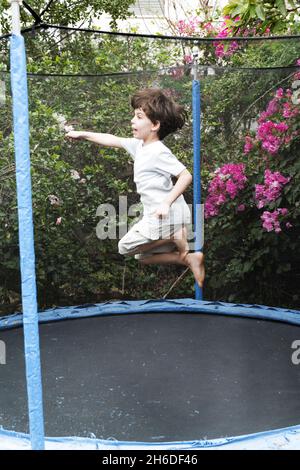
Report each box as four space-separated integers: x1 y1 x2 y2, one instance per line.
96 0 229 34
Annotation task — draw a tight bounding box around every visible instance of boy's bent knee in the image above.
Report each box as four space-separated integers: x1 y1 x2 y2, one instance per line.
118 237 137 256
118 239 129 255
118 229 151 256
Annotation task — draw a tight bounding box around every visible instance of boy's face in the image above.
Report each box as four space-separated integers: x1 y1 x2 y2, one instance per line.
131 107 160 141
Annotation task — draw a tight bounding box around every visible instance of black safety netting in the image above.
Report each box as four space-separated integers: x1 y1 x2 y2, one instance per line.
0 30 300 313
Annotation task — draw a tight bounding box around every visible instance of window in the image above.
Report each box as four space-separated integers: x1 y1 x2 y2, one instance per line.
130 0 166 18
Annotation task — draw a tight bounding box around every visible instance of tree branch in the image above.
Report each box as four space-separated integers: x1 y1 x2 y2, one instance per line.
163 267 189 299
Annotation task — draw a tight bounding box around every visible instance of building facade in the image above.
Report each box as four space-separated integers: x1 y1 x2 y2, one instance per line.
98 0 228 34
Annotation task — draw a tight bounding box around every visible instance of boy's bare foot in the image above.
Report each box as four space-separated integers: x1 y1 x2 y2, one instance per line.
185 252 205 288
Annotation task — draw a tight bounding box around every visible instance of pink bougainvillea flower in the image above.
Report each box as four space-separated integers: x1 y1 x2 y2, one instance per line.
170 67 184 80
254 170 291 209
203 22 214 32
211 18 240 58
261 208 290 233
183 54 193 64
176 17 201 36
204 163 247 218
244 135 254 154
266 98 279 115
283 102 299 118
256 120 289 155
293 71 300 80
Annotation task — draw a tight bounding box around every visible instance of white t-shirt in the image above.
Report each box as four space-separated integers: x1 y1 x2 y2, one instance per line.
120 138 191 239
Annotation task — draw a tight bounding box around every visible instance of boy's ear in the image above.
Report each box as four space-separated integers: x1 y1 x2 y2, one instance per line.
151 120 160 133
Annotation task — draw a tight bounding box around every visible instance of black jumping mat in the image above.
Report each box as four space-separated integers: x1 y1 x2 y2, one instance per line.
1 312 299 441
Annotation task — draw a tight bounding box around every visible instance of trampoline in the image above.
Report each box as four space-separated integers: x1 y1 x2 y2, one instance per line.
1 2 300 450
1 300 300 449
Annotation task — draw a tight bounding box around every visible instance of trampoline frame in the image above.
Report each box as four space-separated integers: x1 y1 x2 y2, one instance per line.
1 299 300 449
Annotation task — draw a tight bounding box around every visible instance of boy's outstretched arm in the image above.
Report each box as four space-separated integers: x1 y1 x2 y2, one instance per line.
65 131 122 148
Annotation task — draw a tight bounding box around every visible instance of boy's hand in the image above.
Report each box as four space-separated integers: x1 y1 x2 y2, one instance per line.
65 130 84 140
154 202 170 219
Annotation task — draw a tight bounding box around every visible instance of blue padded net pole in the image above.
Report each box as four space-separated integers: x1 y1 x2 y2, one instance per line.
192 53 203 301
10 1 45 450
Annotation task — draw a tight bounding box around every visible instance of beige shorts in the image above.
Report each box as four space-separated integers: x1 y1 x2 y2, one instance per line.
118 222 185 260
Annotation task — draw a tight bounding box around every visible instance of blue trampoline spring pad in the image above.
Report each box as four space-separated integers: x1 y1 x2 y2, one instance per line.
0 299 300 445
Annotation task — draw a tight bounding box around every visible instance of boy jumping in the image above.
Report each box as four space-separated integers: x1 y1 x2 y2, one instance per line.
66 88 205 287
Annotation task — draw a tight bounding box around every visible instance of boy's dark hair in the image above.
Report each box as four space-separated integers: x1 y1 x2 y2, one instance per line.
131 88 186 140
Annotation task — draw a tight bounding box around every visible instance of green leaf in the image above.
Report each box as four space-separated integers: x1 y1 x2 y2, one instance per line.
255 4 266 20
231 4 248 16
249 5 257 19
272 20 285 32
275 0 287 16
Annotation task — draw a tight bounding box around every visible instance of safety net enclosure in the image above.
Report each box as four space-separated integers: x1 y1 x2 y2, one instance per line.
0 22 300 450
0 29 300 308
